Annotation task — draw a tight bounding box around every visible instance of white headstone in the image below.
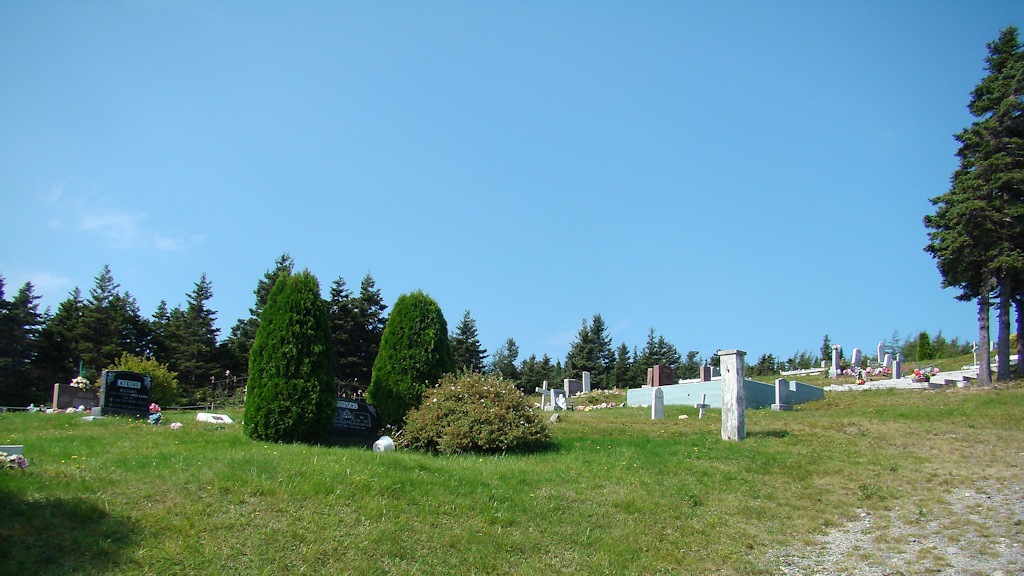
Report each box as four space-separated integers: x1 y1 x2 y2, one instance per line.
555 394 568 410
582 372 591 394
893 357 902 379
877 342 884 363
851 348 862 367
719 349 746 441
829 345 841 378
196 412 234 424
883 353 892 368
772 378 793 411
651 387 664 420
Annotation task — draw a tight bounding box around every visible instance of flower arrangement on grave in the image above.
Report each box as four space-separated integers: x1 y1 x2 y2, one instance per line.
148 403 162 425
69 376 94 390
1 451 28 471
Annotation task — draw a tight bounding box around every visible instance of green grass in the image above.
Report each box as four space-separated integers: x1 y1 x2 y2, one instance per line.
2 381 1022 575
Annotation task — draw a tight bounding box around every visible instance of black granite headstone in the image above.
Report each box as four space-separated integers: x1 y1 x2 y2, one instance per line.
328 399 379 441
97 370 152 417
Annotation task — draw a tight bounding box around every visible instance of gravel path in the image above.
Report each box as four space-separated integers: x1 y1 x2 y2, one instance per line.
771 481 1024 575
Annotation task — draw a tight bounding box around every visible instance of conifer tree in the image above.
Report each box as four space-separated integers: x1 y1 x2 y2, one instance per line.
0 279 44 405
226 253 294 372
244 269 334 443
451 310 487 373
366 291 453 426
166 274 221 402
925 25 1024 384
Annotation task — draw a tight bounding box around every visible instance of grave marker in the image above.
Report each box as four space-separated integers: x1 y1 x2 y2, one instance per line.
719 349 746 441
52 382 100 411
695 393 710 419
328 399 379 441
651 387 664 420
772 378 793 411
95 370 152 418
582 372 591 393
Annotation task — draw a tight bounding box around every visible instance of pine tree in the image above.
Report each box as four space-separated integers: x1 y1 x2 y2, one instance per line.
609 343 633 389
353 273 388 384
451 310 487 373
489 337 520 381
168 273 221 402
925 26 1024 384
366 291 453 426
917 331 935 361
0 280 45 405
326 276 361 387
225 253 294 372
33 287 86 387
244 269 334 443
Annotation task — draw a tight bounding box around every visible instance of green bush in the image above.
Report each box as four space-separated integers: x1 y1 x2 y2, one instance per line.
403 372 551 455
366 291 454 426
107 353 180 406
243 270 335 443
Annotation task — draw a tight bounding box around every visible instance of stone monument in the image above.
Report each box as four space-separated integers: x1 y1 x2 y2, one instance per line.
719 349 746 441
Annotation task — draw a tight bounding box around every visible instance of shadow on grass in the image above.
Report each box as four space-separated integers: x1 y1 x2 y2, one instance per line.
747 429 791 439
0 487 137 575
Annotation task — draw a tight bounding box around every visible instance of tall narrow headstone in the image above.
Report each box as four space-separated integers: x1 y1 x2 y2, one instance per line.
582 372 591 393
651 387 664 420
719 349 746 441
883 353 892 368
829 345 841 378
851 348 862 367
893 357 902 379
772 378 792 411
877 342 884 363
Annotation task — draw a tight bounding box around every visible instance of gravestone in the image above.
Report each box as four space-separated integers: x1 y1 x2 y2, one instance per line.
582 372 591 393
651 387 664 420
95 370 152 417
851 348 862 367
328 399 379 441
699 365 713 382
877 342 884 363
883 353 892 368
695 393 710 419
829 345 841 378
893 357 902 379
52 382 100 411
554 391 568 411
647 365 675 387
772 378 792 411
719 349 746 441
563 379 583 396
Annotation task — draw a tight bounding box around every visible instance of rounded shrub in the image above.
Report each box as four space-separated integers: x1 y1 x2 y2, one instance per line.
243 269 335 443
366 290 454 426
403 372 551 455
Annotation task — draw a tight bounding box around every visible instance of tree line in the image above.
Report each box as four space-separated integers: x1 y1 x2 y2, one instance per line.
0 258 982 407
0 254 387 406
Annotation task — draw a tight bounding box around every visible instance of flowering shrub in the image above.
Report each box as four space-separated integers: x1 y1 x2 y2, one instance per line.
403 372 551 455
1 452 28 471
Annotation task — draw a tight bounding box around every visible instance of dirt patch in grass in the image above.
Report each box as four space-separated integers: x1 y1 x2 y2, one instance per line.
772 477 1024 575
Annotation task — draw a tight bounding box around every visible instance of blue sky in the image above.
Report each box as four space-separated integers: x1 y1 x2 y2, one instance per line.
2 2 1020 367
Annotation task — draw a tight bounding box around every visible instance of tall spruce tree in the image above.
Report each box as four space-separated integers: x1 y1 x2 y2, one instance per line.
352 273 388 384
326 276 361 388
34 287 86 386
450 310 487 373
226 253 294 372
925 25 1024 385
0 279 45 405
366 291 453 426
243 269 334 443
489 337 520 382
165 274 221 402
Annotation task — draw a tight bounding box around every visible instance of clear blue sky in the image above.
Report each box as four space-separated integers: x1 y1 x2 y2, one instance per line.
2 2 1020 366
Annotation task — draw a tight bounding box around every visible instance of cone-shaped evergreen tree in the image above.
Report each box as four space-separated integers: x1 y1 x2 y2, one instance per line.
243 269 334 443
366 290 454 426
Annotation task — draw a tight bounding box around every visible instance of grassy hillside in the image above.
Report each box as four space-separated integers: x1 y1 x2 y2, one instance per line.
2 380 1021 575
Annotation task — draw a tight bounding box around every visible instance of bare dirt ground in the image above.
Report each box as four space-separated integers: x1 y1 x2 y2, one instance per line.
772 478 1024 575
